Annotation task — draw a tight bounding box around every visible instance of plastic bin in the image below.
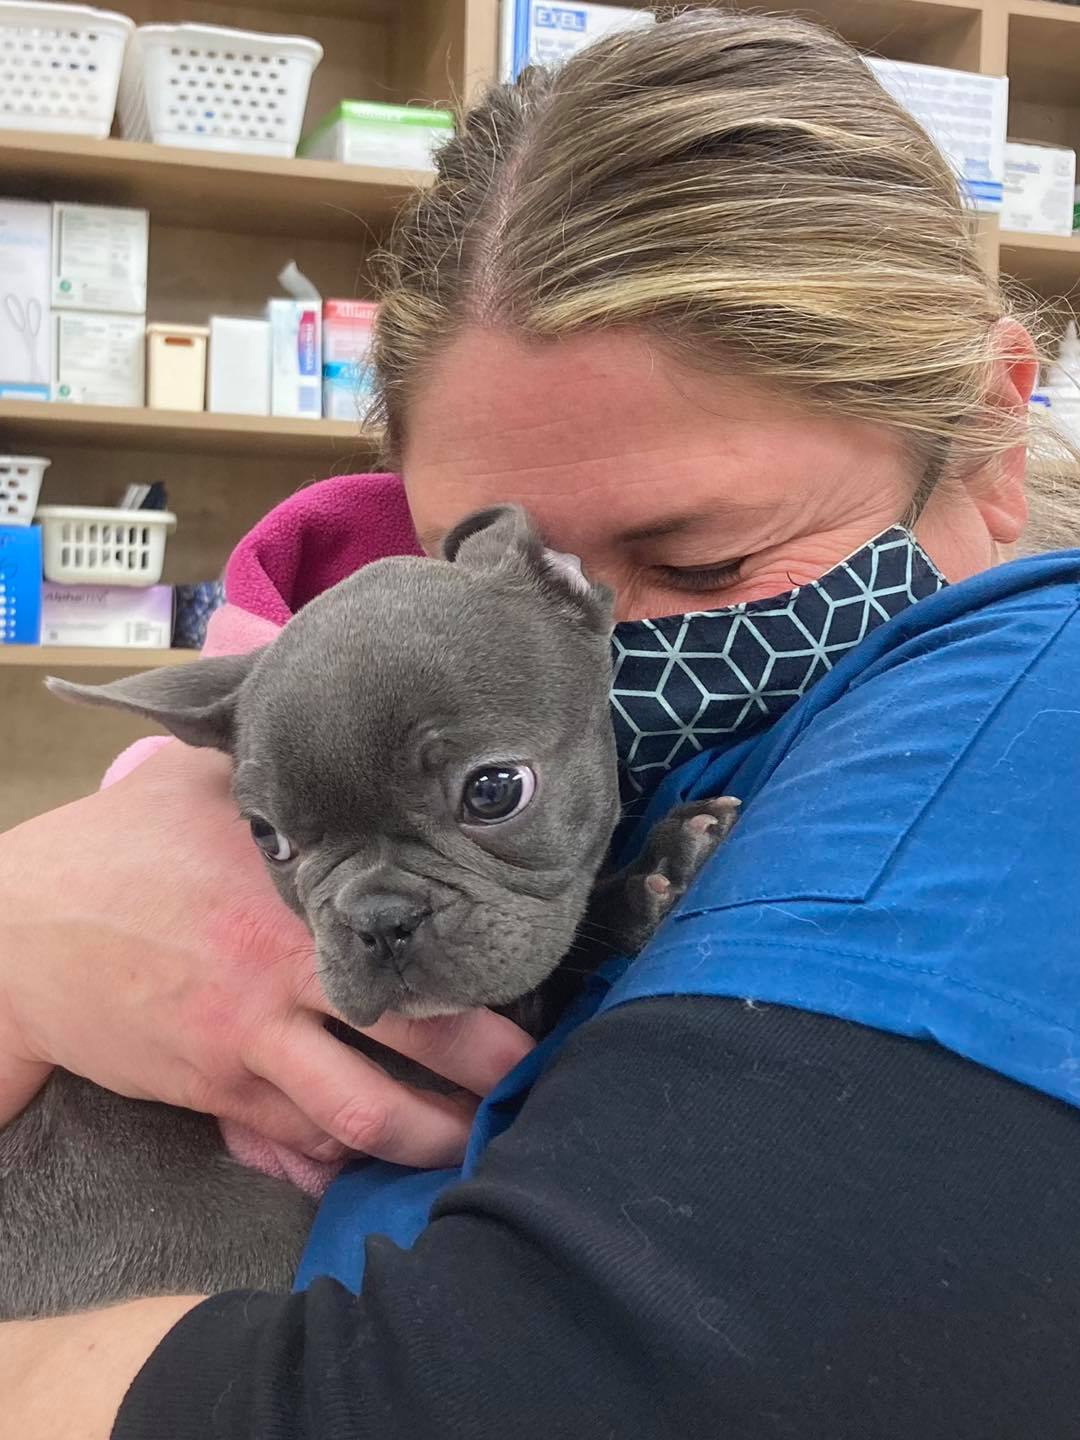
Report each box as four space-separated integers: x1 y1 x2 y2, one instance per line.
0 455 49 526
147 323 208 411
35 504 176 587
117 22 322 157
0 2 133 137
0 524 42 643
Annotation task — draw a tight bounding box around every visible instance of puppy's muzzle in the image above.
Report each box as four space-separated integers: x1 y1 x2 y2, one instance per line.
339 891 430 970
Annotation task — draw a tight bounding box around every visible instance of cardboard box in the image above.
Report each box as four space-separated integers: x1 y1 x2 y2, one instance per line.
322 299 377 422
499 2 655 82
52 312 145 407
41 582 174 649
301 102 453 171
1001 142 1076 236
208 316 271 416
0 199 51 401
268 298 322 418
866 58 1008 213
51 202 149 314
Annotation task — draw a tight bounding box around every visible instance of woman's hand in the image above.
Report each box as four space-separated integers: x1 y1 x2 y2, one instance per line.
0 742 533 1165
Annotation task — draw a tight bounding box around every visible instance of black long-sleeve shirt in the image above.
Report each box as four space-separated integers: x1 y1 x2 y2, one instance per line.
114 996 1080 1440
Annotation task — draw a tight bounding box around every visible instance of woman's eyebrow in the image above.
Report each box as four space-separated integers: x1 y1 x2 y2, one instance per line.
617 505 775 545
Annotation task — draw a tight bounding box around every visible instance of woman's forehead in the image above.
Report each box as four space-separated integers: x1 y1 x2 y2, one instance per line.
402 326 914 553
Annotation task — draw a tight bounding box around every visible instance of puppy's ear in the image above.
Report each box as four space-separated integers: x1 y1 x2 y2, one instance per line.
442 504 613 633
46 650 260 753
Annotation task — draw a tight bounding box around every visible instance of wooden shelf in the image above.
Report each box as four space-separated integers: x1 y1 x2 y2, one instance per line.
0 132 430 241
1007 2 1080 106
999 231 1080 295
0 647 199 670
0 400 381 460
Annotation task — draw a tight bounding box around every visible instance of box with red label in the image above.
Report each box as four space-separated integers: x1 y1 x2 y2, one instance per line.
323 299 377 422
268 298 322 418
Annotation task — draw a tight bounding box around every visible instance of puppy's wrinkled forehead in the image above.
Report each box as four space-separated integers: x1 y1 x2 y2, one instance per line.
237 553 608 827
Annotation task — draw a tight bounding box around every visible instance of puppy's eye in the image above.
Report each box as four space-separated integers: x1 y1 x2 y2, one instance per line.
461 764 536 824
249 816 295 863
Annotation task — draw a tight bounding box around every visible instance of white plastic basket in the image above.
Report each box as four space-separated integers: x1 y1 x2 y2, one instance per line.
0 455 49 526
0 1 132 137
117 22 323 157
35 504 176 586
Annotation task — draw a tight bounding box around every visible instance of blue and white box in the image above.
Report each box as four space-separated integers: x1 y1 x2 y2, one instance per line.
0 525 43 645
499 1 654 82
0 200 51 402
866 58 1008 214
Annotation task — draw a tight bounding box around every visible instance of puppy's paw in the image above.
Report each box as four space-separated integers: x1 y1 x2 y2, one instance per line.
635 796 741 926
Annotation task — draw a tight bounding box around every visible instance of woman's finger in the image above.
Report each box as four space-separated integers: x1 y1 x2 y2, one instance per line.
252 1015 478 1168
213 1075 348 1162
362 1008 535 1097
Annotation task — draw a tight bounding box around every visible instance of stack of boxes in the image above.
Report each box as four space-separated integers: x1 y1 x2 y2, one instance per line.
0 198 148 407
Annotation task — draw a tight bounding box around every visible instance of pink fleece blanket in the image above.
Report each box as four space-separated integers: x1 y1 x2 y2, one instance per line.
103 473 423 1195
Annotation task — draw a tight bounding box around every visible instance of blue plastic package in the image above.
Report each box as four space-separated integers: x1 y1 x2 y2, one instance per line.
0 525 42 644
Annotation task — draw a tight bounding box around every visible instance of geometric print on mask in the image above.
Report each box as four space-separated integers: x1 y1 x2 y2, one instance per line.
610 526 947 802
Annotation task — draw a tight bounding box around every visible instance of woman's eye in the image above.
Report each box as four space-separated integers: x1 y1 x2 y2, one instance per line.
461 764 537 824
249 816 295 863
656 559 745 593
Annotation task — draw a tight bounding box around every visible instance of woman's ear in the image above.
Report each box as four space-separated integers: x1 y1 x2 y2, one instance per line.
971 318 1038 545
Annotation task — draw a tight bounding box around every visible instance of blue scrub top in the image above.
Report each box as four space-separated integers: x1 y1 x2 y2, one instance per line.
296 550 1080 1293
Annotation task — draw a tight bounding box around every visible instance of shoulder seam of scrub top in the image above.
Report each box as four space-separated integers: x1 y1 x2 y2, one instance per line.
668 588 1080 915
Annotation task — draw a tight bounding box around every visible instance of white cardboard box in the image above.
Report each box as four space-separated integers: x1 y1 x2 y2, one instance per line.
0 199 51 401
51 202 149 314
41 582 174 649
300 102 453 171
866 58 1008 213
268 299 322 418
52 312 146 407
208 317 271 416
499 1 655 81
1001 141 1077 237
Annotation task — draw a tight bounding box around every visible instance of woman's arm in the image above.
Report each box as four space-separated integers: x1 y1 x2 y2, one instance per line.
0 1299 201 1440
4 999 1080 1440
0 742 532 1160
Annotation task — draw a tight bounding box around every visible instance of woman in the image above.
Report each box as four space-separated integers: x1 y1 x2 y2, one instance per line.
3 10 1080 1436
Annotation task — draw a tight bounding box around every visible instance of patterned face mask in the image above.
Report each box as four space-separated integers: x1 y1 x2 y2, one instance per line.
610 526 946 802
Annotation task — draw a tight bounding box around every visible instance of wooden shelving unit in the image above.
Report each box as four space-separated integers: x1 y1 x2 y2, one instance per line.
0 131 430 240
5 0 1080 828
0 398 380 459
0 647 199 670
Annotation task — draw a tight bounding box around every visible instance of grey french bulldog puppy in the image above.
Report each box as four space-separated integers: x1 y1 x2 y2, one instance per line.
0 505 738 1320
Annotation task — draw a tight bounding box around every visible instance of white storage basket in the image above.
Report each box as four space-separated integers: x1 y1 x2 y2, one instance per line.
0 1 132 137
35 504 176 586
117 22 323 157
0 455 49 526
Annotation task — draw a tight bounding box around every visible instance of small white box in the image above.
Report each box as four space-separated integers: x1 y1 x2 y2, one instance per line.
51 202 149 314
1001 141 1077 237
0 199 51 400
300 102 453 171
499 2 655 82
147 323 208 411
322 299 376 422
866 58 1008 213
52 312 145 407
268 299 322 419
208 317 271 416
41 582 174 649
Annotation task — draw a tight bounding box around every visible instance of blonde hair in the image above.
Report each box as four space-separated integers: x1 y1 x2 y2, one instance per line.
372 7 1078 549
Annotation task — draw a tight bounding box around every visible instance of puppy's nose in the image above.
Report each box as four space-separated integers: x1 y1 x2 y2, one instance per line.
345 893 428 967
